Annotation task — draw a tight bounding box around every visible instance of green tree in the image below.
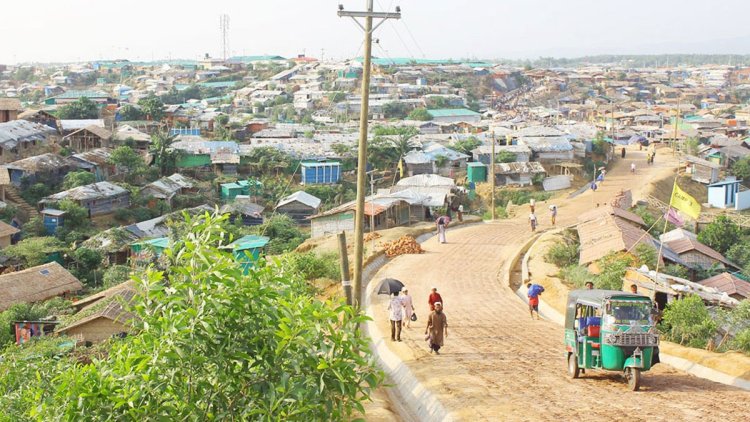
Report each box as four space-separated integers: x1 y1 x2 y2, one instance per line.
109 145 146 175
328 91 346 103
331 143 351 157
246 147 291 175
20 182 51 204
149 132 180 176
0 212 382 420
62 171 95 190
661 294 717 348
56 97 99 119
697 215 741 255
252 214 308 254
451 136 481 155
407 107 432 121
496 150 517 163
102 265 132 287
731 156 750 184
137 94 165 121
57 199 90 230
118 104 145 121
71 247 103 286
727 241 750 276
634 243 657 270
3 237 66 267
382 102 409 119
595 252 633 290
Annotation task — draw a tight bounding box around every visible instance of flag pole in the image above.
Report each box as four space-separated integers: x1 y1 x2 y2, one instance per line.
655 177 678 274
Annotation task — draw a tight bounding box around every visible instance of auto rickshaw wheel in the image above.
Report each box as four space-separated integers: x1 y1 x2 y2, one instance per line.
625 368 641 391
567 353 580 379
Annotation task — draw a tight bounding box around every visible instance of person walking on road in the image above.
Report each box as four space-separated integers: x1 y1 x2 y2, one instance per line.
428 287 443 312
457 204 464 222
436 215 450 244
425 302 448 354
631 162 636 174
401 287 414 328
527 283 545 320
388 291 404 342
590 181 598 192
549 205 557 225
621 147 626 158
529 211 537 231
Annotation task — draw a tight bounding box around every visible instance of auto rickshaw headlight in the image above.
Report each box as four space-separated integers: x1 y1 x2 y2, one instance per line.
604 333 617 344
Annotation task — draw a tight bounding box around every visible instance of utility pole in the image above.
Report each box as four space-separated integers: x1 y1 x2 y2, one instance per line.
338 2 401 309
490 132 496 221
338 232 352 306
673 97 681 154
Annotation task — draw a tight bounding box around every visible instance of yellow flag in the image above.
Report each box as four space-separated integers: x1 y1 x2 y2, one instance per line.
670 183 701 219
397 157 404 178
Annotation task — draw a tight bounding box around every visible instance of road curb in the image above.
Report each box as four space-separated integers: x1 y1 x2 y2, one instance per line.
509 229 750 391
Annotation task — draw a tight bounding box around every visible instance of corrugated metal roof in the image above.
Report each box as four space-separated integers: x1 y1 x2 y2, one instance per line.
427 108 480 118
50 90 109 100
577 205 645 227
59 119 105 131
229 235 270 250
396 174 455 188
518 136 573 152
276 191 321 210
494 161 545 175
664 237 732 266
45 181 128 202
578 215 656 265
699 273 750 298
4 153 72 172
0 120 55 146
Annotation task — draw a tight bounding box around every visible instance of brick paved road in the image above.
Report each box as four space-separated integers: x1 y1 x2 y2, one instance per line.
369 148 750 421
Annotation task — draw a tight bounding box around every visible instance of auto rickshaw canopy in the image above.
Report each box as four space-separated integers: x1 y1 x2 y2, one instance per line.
565 289 649 329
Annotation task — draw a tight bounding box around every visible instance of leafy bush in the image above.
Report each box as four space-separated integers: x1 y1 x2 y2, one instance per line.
62 171 95 190
594 252 633 290
697 215 742 254
102 265 132 287
0 212 382 420
481 206 508 220
284 252 340 281
253 214 308 255
662 264 690 279
545 233 579 268
57 199 90 230
634 243 657 270
20 182 52 204
660 294 717 349
559 265 596 288
0 204 19 224
3 236 66 267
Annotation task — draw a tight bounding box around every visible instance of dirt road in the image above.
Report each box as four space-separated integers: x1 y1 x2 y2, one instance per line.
369 147 750 421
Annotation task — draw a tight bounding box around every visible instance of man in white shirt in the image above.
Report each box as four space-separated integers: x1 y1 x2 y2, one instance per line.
387 291 404 341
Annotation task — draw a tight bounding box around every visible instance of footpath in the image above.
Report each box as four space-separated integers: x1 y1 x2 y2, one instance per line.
365 147 750 422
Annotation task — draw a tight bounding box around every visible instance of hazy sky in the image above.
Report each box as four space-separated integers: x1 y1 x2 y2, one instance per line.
2 0 750 64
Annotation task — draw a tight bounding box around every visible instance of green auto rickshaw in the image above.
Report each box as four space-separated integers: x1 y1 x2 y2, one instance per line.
564 290 659 391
